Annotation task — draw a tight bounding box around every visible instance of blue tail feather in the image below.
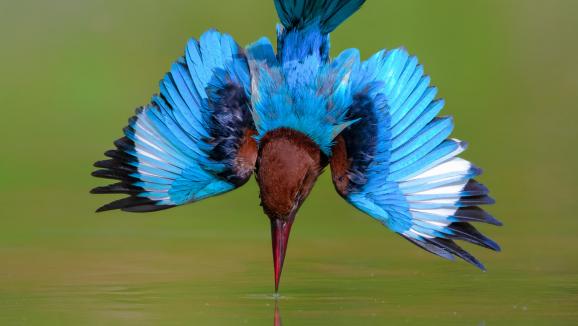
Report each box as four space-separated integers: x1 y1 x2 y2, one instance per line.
274 0 365 33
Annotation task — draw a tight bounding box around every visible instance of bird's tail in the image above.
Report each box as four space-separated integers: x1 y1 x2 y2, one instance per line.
274 0 366 34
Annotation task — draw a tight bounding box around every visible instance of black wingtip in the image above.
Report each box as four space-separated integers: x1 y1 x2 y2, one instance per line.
121 204 174 212
94 196 159 213
457 195 496 206
475 261 487 272
489 241 502 252
94 196 174 213
488 215 504 227
91 169 137 182
469 165 484 177
448 222 502 252
401 234 455 261
467 256 487 272
462 179 489 196
90 182 141 195
401 234 490 271
453 207 503 226
95 203 116 213
91 169 118 179
426 238 487 271
90 187 102 194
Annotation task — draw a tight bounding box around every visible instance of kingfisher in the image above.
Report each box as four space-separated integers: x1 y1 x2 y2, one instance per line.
92 0 501 293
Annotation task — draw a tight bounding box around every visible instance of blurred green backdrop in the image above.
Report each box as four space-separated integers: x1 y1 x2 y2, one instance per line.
1 0 577 325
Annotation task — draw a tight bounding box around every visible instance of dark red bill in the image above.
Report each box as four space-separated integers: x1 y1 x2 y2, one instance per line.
270 218 293 293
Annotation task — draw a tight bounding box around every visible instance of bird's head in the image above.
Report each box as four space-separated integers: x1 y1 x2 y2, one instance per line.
256 128 327 292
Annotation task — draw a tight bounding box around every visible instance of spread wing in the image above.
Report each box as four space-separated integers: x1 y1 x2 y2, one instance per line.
330 48 502 269
91 30 257 212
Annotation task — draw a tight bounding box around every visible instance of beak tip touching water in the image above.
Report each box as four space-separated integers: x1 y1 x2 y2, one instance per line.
271 218 293 294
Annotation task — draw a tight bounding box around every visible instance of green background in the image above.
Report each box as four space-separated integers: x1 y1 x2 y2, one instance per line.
1 0 577 325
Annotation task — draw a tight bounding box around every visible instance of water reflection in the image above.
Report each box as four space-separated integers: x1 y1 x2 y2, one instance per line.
273 301 282 326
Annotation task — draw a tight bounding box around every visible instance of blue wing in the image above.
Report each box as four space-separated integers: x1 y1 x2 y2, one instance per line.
330 48 501 269
91 30 258 212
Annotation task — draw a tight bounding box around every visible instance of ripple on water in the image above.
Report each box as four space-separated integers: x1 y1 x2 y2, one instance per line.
242 293 290 301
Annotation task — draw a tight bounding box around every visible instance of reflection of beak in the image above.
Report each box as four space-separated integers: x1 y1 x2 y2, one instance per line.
274 300 283 326
271 218 294 293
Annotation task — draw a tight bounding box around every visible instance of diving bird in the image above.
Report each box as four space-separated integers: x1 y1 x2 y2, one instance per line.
91 0 501 292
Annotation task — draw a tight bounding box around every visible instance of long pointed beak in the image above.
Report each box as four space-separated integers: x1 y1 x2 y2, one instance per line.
271 218 293 293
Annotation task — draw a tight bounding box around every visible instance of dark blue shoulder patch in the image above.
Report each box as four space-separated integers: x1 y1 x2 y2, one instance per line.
340 93 378 192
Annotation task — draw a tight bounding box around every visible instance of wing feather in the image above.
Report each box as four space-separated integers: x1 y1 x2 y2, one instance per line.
330 48 501 269
92 30 261 212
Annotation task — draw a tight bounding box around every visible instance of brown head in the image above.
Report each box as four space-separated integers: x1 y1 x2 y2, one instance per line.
256 128 327 292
